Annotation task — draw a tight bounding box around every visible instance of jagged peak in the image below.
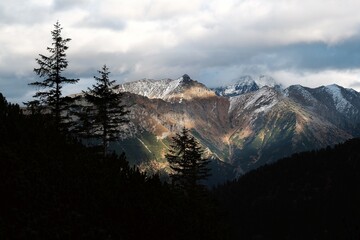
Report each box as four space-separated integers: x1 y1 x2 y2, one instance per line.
213 76 259 97
213 75 285 98
177 74 197 87
179 74 191 83
228 75 281 88
116 74 214 100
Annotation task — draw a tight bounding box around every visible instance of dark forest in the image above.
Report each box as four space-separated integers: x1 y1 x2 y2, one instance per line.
1 92 359 239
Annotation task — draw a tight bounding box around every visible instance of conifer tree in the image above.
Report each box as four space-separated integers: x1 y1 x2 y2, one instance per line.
28 21 78 128
166 127 211 195
81 65 129 156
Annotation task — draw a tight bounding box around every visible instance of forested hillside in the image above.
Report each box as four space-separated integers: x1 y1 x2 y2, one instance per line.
0 93 222 239
1 91 359 239
215 138 360 239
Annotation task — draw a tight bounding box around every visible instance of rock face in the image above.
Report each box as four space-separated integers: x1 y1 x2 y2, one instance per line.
110 75 360 180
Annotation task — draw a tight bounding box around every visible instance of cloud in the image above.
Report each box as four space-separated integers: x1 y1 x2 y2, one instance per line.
271 69 360 90
350 81 360 89
0 0 55 26
52 0 92 11
0 74 36 104
2 0 360 103
76 16 126 31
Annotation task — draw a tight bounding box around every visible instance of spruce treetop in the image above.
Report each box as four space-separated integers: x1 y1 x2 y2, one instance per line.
28 21 79 129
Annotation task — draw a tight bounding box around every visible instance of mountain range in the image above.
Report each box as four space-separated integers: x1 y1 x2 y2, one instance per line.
108 74 360 182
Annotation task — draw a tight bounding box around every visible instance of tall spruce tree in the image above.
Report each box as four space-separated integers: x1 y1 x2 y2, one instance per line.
166 127 211 195
81 65 129 156
28 21 78 128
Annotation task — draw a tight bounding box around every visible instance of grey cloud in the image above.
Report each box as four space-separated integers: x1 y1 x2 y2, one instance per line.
350 81 360 88
52 0 91 11
172 34 360 76
4 0 360 103
68 33 360 88
0 74 36 103
0 1 52 26
76 16 126 31
268 37 360 70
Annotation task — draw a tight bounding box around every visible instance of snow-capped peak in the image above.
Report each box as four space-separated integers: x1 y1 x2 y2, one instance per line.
324 84 353 113
117 77 182 99
116 74 213 101
177 74 191 84
243 86 279 113
257 75 280 88
228 86 279 114
213 75 283 97
213 76 259 97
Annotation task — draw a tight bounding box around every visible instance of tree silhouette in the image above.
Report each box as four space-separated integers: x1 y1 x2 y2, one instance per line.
166 127 211 195
81 65 129 156
27 21 78 129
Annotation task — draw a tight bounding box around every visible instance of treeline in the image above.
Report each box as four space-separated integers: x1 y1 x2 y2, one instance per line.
215 138 360 239
0 93 223 239
25 22 129 158
2 91 360 239
1 21 222 239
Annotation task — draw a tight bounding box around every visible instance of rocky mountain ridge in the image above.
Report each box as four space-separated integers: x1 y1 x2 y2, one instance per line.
111 74 360 180
212 75 282 97
116 74 216 102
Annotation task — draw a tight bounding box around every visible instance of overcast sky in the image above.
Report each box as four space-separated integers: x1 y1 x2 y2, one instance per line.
1 0 360 103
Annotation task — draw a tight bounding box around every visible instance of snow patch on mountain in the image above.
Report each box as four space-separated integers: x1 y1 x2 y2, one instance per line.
254 99 278 113
117 78 182 99
213 75 283 97
229 87 279 114
228 96 242 113
213 76 259 97
325 84 353 113
285 85 318 104
244 87 279 112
